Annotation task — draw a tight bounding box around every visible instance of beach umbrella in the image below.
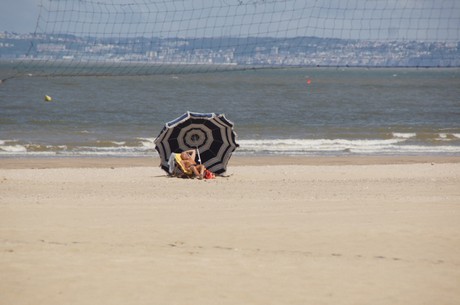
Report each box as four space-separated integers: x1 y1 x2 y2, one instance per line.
154 111 239 175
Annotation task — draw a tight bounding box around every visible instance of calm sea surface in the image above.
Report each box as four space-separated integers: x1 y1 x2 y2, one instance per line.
1 67 459 156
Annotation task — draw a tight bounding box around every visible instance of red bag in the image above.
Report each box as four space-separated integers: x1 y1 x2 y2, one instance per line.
204 170 215 179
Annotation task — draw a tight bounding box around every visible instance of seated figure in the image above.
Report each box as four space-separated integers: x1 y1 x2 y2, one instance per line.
169 149 206 179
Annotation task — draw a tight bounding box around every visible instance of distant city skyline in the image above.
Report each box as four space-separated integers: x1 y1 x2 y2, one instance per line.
1 0 459 41
2 32 458 70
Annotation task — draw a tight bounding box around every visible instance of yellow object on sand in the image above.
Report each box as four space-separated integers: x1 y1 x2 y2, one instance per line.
175 153 193 176
44 95 53 102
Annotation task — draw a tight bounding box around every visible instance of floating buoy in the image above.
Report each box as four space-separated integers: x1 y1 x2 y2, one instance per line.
44 95 53 102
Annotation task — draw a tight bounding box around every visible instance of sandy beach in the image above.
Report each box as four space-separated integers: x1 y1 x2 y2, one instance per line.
1 156 460 305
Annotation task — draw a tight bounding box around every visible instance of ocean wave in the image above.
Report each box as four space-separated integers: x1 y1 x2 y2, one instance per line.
438 133 449 141
0 144 28 153
435 133 460 141
0 139 154 157
1 136 459 157
0 140 27 153
59 146 151 156
137 137 156 149
0 141 57 156
392 132 460 142
237 138 406 153
392 132 416 139
236 138 460 155
95 140 126 147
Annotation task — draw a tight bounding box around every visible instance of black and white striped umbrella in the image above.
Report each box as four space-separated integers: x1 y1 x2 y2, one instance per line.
154 112 239 175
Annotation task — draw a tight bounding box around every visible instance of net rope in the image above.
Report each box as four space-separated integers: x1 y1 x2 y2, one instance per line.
5 0 460 77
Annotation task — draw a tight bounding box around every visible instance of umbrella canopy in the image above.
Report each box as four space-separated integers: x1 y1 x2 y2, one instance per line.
154 112 239 175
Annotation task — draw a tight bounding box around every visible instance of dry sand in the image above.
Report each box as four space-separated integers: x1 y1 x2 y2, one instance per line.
1 156 460 305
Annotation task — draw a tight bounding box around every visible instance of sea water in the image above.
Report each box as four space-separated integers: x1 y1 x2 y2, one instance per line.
1 67 459 157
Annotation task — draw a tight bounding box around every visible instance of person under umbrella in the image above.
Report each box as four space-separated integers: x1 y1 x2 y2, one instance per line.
178 149 206 179
155 112 239 175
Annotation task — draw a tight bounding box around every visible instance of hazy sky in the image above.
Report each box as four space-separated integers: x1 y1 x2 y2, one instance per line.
0 0 39 33
1 0 459 41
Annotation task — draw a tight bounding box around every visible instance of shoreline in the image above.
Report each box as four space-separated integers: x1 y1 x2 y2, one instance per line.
1 154 460 169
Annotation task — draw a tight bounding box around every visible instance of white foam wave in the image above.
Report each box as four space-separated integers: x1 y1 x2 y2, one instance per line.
392 132 416 139
238 138 404 153
437 133 450 141
236 138 460 155
1 137 459 157
62 149 152 157
138 137 156 149
435 133 460 141
0 144 27 153
391 145 460 154
0 139 18 145
52 145 154 157
0 139 155 157
75 145 149 153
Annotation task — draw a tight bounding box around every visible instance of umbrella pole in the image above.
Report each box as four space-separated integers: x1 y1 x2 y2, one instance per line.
196 147 202 164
